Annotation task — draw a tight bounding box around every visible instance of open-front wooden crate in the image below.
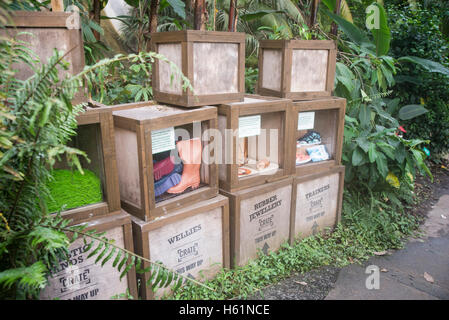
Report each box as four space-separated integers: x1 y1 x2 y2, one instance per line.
132 195 230 300
289 97 346 177
48 106 121 224
220 177 293 268
112 104 219 221
3 10 86 104
217 94 292 192
257 40 337 100
40 210 138 300
290 166 345 243
151 30 245 107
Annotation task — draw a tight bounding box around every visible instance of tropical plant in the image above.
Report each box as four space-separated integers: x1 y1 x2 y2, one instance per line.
323 2 449 190
0 24 200 298
387 2 449 159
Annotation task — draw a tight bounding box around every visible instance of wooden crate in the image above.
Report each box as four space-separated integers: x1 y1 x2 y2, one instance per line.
3 11 86 104
289 97 346 177
220 177 293 268
150 30 245 107
217 94 292 192
132 195 230 299
290 166 345 243
112 104 219 221
257 40 337 100
51 106 121 224
40 210 138 300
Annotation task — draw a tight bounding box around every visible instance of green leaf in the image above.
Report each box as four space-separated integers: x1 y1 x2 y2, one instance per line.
369 3 391 56
398 105 429 120
352 147 366 166
325 10 370 46
120 256 135 280
368 144 377 163
166 0 186 19
86 241 104 260
375 153 389 178
0 262 47 290
398 56 449 77
359 105 371 127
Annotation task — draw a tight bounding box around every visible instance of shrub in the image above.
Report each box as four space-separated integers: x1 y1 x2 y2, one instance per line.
387 2 449 158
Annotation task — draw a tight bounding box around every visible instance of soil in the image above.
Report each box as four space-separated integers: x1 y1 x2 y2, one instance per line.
248 160 449 300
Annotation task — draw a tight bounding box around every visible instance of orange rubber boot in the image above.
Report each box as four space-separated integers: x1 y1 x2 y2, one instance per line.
167 138 202 194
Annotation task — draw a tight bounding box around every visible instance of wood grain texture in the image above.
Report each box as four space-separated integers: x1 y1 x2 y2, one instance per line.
113 104 219 221
221 177 293 268
288 97 346 177
261 49 282 91
291 49 328 92
151 30 245 107
258 40 337 100
158 43 183 94
290 166 345 243
132 195 230 299
217 95 291 193
40 211 137 300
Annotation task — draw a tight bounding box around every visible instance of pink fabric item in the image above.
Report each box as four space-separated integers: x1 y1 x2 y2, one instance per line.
153 156 175 181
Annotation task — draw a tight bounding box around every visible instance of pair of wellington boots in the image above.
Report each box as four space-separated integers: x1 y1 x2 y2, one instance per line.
167 138 202 194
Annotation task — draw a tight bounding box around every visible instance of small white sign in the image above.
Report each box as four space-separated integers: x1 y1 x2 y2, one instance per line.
239 115 261 138
151 127 175 154
298 112 315 130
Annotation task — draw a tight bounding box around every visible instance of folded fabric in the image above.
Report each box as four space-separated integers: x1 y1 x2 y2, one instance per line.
298 130 321 145
154 156 176 181
154 172 182 197
306 145 330 162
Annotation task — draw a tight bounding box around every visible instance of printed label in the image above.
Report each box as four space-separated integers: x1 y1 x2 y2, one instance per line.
147 208 223 298
151 127 175 154
40 226 129 300
298 112 315 130
295 173 340 238
239 185 292 266
239 115 261 138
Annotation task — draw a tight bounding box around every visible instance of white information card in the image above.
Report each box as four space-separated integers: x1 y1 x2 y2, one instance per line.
151 127 175 154
239 115 261 138
298 112 315 130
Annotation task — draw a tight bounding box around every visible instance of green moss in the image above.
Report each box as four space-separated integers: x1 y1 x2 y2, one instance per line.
45 169 103 213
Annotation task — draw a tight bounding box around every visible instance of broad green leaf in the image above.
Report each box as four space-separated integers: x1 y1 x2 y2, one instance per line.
325 10 370 46
398 56 449 77
368 144 377 163
359 105 371 127
369 3 391 56
375 153 388 177
352 147 366 166
166 0 186 19
398 105 429 120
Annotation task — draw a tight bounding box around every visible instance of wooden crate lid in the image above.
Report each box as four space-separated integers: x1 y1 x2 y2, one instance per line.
292 96 346 111
259 39 336 50
150 30 246 43
294 165 345 184
218 94 291 114
6 10 80 29
132 194 228 232
112 104 217 124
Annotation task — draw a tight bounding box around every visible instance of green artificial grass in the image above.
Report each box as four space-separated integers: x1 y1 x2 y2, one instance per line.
45 169 103 213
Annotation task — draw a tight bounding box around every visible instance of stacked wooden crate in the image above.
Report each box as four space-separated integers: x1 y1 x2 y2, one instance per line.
4 10 138 300
7 6 347 298
121 30 248 299
258 40 346 244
